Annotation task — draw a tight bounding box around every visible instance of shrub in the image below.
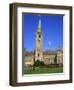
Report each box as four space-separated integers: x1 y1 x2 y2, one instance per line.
34 60 44 66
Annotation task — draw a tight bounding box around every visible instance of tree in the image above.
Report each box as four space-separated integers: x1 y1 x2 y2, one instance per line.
33 50 35 70
35 60 40 66
35 60 44 66
40 61 44 66
54 55 57 64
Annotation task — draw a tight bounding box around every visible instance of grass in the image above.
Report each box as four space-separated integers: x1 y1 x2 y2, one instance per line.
24 66 63 74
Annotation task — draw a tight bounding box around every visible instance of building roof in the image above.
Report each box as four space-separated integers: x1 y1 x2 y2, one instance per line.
56 48 63 53
24 49 63 56
43 51 56 55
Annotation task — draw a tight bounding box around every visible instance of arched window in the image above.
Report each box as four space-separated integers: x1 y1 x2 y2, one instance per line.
38 53 40 57
39 35 41 38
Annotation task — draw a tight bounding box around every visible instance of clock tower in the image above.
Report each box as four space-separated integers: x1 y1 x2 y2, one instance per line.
35 19 43 61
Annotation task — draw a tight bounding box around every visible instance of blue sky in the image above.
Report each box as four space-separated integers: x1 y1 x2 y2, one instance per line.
23 14 63 51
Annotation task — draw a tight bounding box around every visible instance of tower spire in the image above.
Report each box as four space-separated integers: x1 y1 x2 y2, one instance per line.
38 19 41 28
38 15 42 32
35 15 43 61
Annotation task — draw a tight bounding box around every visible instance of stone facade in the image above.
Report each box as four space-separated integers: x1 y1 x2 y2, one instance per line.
43 50 63 65
24 52 34 67
24 50 63 66
35 19 43 61
43 51 56 65
57 49 63 64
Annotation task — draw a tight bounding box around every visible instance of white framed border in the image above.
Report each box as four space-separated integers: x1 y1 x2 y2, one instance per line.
17 7 70 83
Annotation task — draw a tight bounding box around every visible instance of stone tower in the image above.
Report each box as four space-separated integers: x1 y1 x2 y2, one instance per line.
35 19 43 61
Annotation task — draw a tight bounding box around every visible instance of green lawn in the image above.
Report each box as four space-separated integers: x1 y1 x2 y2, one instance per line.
24 66 63 74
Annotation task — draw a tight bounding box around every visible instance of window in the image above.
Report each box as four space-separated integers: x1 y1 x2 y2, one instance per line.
38 53 40 57
39 35 41 38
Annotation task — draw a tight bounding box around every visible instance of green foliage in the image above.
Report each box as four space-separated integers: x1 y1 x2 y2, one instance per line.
54 55 57 63
34 60 44 66
40 61 44 66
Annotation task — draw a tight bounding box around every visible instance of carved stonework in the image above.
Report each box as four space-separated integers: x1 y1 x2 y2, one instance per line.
35 19 43 61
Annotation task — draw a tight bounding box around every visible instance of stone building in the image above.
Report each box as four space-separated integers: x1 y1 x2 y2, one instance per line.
43 51 56 65
35 19 43 61
24 50 63 66
56 49 63 64
24 51 34 67
43 50 63 65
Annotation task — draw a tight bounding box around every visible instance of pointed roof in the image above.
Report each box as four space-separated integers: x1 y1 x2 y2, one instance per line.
37 18 42 32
